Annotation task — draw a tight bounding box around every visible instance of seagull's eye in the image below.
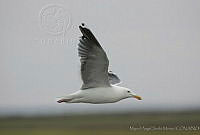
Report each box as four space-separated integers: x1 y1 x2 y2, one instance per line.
127 91 130 93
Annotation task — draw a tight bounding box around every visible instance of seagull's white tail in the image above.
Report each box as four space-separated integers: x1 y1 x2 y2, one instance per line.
56 96 72 103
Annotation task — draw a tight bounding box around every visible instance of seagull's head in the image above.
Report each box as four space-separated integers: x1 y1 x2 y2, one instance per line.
123 88 142 100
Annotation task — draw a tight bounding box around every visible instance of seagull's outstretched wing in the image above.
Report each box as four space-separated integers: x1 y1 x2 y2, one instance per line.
108 71 121 85
78 25 110 89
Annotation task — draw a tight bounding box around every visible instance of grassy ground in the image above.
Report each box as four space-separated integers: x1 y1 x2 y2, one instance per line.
0 129 199 135
0 111 200 135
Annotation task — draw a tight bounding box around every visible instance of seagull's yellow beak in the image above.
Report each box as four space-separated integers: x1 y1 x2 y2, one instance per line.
133 95 142 100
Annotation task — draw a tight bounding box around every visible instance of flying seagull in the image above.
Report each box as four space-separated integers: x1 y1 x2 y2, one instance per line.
57 24 142 104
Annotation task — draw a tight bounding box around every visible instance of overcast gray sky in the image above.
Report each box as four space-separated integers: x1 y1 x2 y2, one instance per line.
0 0 200 115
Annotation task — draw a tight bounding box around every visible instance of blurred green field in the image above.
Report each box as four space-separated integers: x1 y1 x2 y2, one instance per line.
0 111 200 135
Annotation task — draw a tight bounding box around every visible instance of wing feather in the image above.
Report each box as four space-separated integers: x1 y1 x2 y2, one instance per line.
78 24 121 90
78 25 110 89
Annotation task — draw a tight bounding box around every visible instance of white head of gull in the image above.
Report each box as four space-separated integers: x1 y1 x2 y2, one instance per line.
57 24 142 104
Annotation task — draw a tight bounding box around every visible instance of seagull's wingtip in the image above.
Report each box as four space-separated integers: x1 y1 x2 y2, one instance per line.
79 23 86 29
81 23 85 26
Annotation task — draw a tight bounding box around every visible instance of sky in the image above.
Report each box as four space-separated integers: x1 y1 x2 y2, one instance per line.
0 0 200 115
